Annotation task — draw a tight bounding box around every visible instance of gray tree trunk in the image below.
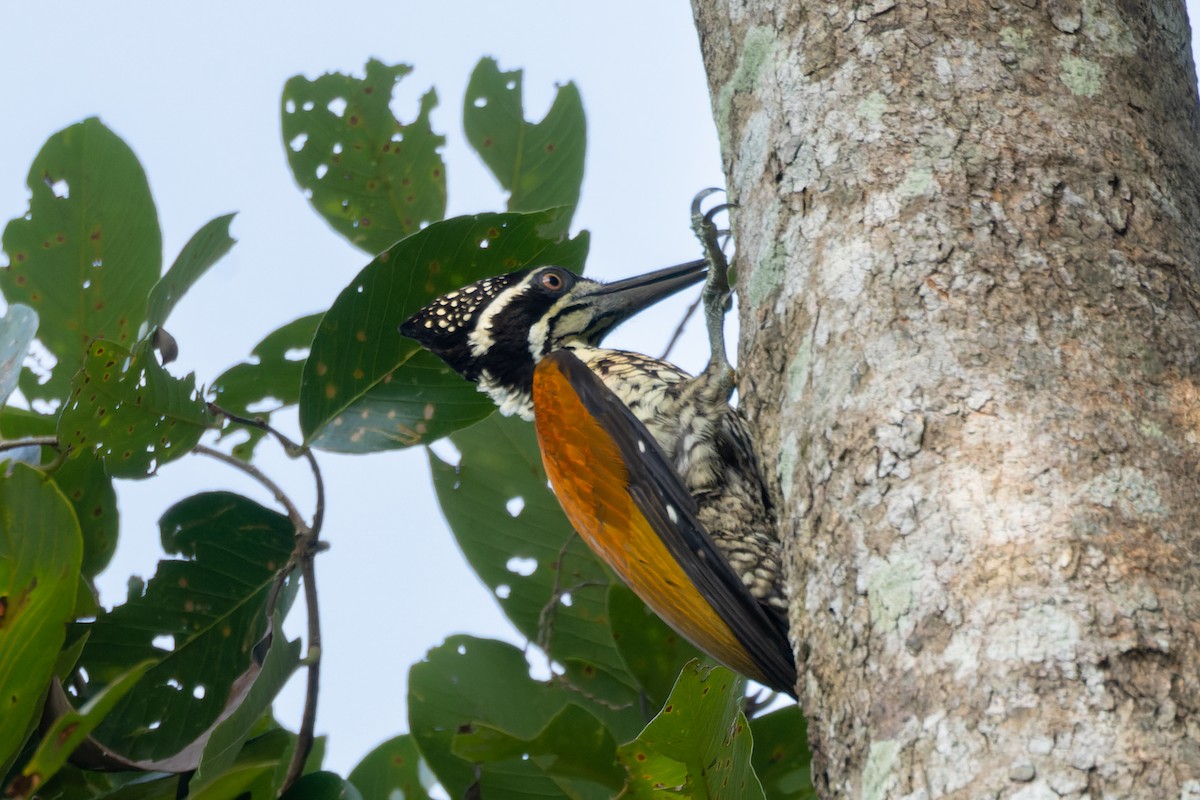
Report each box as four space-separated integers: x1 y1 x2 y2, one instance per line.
690 0 1200 796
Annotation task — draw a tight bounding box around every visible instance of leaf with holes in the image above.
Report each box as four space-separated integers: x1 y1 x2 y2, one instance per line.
348 735 435 800
144 213 237 333
74 492 295 763
0 118 162 402
607 584 705 709
618 663 764 799
0 464 83 770
211 313 321 459
410 636 632 800
10 659 154 798
300 209 588 452
57 340 213 478
464 58 586 238
750 705 816 799
282 59 446 254
429 413 643 713
0 304 37 407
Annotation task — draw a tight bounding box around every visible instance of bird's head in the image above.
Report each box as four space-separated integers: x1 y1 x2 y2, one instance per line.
400 259 706 413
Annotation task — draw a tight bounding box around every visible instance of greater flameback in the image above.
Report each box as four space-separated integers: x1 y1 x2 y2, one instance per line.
400 195 796 696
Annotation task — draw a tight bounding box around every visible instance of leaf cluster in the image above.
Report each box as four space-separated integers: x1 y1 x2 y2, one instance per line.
1 56 813 799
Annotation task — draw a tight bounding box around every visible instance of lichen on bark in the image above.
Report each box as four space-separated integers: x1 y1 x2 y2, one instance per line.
691 0 1200 795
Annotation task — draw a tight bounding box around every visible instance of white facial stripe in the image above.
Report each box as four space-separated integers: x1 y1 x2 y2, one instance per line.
527 295 590 360
467 275 538 357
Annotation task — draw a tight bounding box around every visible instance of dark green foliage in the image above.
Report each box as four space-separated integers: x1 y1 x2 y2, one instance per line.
0 54 812 800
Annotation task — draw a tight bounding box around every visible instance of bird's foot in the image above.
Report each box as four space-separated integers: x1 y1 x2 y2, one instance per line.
690 189 736 396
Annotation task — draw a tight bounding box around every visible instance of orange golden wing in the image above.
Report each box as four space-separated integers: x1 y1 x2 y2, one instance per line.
532 349 796 696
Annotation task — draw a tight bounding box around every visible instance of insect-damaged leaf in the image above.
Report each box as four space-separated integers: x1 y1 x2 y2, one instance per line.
299 209 587 452
0 118 162 402
282 59 446 254
57 340 213 478
464 58 586 239
71 492 295 763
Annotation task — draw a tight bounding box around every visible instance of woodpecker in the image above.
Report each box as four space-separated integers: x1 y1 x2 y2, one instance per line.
400 195 795 696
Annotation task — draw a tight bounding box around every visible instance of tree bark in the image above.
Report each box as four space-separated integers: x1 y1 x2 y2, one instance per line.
690 0 1200 796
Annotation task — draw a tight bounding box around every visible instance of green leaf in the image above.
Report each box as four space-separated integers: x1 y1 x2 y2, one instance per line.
428 414 641 713
1 118 162 401
607 584 705 709
144 213 237 332
299 210 587 452
77 492 294 762
57 340 213 479
618 663 764 799
10 660 154 798
0 405 53 438
211 313 321 459
281 772 363 800
452 703 624 792
0 408 119 578
347 735 435 800
464 58 586 238
749 706 816 799
409 636 620 800
0 304 37 406
18 764 112 800
51 453 119 577
186 760 280 800
191 615 302 788
282 59 446 253
0 464 83 769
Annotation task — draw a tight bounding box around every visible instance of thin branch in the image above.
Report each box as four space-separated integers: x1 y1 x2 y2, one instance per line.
191 444 307 533
0 435 58 454
285 554 322 787
200 405 327 792
659 293 704 361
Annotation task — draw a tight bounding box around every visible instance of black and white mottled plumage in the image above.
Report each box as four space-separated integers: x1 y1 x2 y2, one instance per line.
400 259 787 614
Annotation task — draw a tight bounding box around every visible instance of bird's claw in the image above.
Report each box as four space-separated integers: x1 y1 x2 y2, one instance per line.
690 187 724 221
690 189 736 395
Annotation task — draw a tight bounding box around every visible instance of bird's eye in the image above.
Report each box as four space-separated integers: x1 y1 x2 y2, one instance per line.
541 271 565 292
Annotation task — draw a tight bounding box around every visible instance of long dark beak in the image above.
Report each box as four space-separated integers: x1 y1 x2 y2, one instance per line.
591 258 707 307
575 258 707 343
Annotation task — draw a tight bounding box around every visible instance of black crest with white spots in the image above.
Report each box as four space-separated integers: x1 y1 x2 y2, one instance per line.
399 271 526 381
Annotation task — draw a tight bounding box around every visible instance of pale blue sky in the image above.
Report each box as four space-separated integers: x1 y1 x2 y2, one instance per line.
3 0 1199 778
